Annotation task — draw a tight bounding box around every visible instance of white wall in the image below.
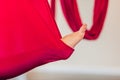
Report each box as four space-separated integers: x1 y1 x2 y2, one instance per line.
38 0 120 70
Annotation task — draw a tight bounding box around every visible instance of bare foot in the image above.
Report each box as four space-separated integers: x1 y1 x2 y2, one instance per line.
61 24 87 48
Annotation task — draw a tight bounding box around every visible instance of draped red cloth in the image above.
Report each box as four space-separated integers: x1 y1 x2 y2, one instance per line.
0 0 74 79
51 0 56 17
51 0 109 40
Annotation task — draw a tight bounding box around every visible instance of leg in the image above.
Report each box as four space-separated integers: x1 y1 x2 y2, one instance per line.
61 24 87 48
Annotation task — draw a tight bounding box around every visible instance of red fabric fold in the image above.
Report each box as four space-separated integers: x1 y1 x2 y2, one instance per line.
61 0 109 40
51 0 56 17
51 0 109 40
0 0 74 79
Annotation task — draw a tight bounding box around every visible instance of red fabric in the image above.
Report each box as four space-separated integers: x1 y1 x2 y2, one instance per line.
51 0 56 17
51 0 109 40
0 0 74 79
61 0 109 40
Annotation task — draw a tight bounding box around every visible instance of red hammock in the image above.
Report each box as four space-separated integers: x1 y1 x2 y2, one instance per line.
0 0 73 79
51 0 109 40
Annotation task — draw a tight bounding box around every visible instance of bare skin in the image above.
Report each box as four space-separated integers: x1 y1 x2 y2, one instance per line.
61 24 87 48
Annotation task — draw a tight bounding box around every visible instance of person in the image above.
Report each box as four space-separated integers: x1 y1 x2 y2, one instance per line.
0 0 87 79
61 24 87 48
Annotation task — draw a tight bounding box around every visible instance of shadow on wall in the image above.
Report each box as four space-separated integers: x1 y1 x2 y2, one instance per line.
25 66 120 80
26 71 120 80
